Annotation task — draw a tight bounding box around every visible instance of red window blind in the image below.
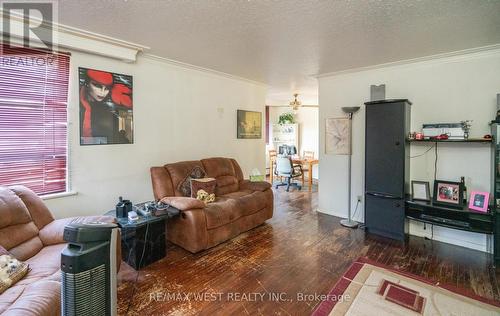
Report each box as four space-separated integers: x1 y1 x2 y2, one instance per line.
0 45 70 195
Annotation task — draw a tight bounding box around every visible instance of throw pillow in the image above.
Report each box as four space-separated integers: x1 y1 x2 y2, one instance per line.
0 245 29 294
190 177 216 198
177 166 206 197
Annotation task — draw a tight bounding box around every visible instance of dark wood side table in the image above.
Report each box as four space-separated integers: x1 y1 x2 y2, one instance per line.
105 204 179 270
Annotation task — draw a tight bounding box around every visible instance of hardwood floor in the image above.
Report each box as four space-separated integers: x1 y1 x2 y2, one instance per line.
117 187 500 315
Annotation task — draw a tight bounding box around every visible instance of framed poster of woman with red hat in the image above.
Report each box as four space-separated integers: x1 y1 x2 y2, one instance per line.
79 67 133 145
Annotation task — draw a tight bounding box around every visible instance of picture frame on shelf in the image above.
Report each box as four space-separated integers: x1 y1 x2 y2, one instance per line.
469 191 490 213
433 180 464 208
411 181 430 201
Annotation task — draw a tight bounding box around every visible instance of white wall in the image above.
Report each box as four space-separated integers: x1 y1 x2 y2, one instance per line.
267 106 319 178
318 48 500 252
44 51 266 218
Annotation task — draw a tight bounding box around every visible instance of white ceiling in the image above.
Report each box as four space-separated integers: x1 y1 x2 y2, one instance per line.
58 0 500 105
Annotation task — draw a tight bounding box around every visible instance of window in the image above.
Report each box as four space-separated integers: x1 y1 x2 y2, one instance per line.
0 45 70 195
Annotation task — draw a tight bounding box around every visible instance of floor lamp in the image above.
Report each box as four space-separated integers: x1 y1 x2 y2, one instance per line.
340 106 360 228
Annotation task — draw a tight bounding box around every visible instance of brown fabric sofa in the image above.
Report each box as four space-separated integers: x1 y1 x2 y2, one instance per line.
151 157 273 253
0 186 119 316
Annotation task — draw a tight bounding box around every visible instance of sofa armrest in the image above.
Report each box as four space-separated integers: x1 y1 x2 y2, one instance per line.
39 215 117 246
160 196 205 211
239 180 272 192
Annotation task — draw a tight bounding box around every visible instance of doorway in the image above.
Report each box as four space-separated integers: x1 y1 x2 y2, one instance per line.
265 105 319 191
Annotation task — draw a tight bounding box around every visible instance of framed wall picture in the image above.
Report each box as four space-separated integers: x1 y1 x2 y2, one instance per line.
411 181 430 201
469 191 489 213
237 110 262 139
325 117 351 155
433 180 464 208
79 67 133 145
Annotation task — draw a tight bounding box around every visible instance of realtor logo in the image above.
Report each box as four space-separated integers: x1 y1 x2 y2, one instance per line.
1 1 57 52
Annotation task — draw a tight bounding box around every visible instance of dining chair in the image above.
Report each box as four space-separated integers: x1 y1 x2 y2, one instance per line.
301 151 315 184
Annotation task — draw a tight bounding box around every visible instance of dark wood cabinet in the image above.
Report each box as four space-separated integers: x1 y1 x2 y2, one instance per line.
364 99 411 241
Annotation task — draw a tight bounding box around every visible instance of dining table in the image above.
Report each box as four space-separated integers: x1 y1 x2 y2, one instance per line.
269 156 319 191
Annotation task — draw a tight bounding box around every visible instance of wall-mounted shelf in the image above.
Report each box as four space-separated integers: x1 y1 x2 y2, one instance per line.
408 138 492 143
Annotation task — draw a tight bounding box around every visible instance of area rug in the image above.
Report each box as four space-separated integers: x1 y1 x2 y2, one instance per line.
312 257 500 316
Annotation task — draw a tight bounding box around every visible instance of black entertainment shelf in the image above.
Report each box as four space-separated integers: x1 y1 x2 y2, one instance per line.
405 198 495 235
409 138 492 143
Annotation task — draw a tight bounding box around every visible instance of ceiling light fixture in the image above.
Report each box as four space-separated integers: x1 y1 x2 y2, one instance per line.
289 93 302 111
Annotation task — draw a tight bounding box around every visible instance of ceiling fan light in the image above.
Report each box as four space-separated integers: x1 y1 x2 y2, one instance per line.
289 93 301 110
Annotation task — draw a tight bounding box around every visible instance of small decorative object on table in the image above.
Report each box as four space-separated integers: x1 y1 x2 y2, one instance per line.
460 176 467 205
460 120 472 139
115 196 132 218
433 180 464 208
411 181 430 201
153 201 171 216
469 191 490 213
432 134 449 140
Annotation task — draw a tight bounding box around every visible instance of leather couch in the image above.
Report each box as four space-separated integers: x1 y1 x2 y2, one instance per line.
151 157 273 253
0 186 119 316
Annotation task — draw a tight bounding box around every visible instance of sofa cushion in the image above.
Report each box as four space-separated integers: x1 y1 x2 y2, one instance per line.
6 236 43 262
0 187 44 261
201 158 240 195
0 280 61 316
9 186 54 230
220 189 253 199
19 243 65 286
151 166 175 200
204 199 241 229
0 187 32 229
239 180 272 192
237 191 268 216
214 176 239 195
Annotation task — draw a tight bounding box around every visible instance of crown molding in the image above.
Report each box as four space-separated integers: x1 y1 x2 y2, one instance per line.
56 22 150 55
316 43 500 78
143 54 267 87
1 9 149 62
266 104 319 108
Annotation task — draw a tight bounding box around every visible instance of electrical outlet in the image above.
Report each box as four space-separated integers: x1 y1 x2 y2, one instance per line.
357 195 362 202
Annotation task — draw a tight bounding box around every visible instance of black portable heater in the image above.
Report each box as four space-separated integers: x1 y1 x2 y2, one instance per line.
61 222 119 316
